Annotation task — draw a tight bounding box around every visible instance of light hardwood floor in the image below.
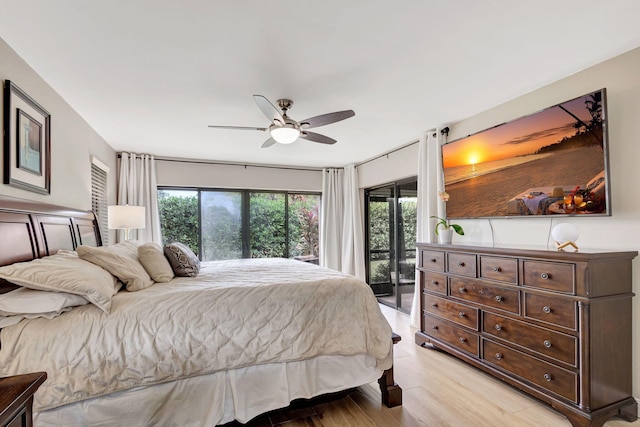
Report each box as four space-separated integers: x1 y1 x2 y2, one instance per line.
238 304 640 427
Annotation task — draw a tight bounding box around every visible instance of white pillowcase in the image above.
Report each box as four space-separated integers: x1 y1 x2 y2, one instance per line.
77 240 154 292
56 249 122 294
0 287 88 314
138 242 175 283
0 254 117 314
0 287 89 328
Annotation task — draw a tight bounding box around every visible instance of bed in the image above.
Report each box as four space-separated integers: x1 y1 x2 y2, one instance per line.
0 195 401 426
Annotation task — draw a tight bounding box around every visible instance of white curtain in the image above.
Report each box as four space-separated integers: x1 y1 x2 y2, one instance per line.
320 168 344 271
320 165 365 280
410 129 447 328
117 152 162 244
341 164 366 281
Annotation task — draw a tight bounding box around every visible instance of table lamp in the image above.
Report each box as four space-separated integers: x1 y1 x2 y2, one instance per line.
108 205 145 240
551 222 579 251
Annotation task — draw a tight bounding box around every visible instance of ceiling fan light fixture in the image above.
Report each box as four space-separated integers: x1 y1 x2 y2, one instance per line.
270 124 300 144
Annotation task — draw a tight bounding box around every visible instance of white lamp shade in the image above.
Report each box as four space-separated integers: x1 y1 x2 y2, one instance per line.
551 223 579 243
108 205 146 230
270 126 300 144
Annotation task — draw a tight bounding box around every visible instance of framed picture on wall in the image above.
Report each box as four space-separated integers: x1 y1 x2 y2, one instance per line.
3 80 51 194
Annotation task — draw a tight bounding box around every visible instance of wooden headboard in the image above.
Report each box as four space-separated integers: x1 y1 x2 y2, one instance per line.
0 195 102 278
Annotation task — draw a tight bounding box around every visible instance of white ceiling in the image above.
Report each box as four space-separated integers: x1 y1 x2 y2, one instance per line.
1 1 639 168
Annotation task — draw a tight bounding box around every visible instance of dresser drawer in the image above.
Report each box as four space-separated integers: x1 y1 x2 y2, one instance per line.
424 293 478 330
483 312 577 366
524 293 577 330
523 260 574 293
424 314 479 356
449 277 520 314
480 256 517 284
422 271 447 295
483 340 578 403
447 252 477 277
421 250 445 272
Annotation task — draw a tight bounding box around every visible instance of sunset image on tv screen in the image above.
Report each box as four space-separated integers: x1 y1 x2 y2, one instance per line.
442 89 608 218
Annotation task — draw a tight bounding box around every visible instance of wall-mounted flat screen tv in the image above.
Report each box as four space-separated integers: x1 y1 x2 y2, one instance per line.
441 88 610 219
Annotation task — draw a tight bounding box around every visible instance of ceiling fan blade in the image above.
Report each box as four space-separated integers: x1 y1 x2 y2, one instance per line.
261 137 278 148
253 95 285 125
299 110 355 129
208 125 268 131
300 131 337 145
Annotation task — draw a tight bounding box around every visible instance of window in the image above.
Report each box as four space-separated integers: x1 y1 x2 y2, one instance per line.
250 192 286 258
158 188 320 261
90 157 109 245
288 193 320 258
157 189 199 255
201 191 242 260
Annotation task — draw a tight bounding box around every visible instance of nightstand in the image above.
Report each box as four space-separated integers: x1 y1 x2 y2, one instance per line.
0 372 46 427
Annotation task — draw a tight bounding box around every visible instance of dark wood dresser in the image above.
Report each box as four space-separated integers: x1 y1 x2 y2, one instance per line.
414 242 637 427
0 372 46 427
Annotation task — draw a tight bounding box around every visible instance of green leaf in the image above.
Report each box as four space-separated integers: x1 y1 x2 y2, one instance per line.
430 216 447 235
451 224 464 235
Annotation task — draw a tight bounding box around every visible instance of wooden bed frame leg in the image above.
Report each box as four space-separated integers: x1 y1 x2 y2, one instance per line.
379 332 402 407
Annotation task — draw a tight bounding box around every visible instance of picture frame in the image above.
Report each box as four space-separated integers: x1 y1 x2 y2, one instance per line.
3 80 51 194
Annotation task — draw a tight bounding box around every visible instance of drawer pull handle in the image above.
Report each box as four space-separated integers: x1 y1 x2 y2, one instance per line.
543 340 552 348
495 295 503 302
430 258 437 263
457 261 465 267
540 272 550 280
494 353 503 360
459 337 467 343
431 303 438 307
492 266 501 272
459 287 466 293
542 305 552 314
458 311 465 318
543 373 553 382
432 325 438 330
495 324 502 331
431 280 439 285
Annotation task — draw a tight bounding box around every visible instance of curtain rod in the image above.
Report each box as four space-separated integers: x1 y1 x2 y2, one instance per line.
146 155 323 172
355 127 450 168
355 139 419 168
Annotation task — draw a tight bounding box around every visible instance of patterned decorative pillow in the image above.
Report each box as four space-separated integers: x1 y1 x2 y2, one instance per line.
163 242 200 277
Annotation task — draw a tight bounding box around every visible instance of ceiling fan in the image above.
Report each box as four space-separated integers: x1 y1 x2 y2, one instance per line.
208 95 355 148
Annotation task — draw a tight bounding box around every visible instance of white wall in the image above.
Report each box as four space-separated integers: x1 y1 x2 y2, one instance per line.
357 143 419 189
0 37 117 211
359 46 640 400
156 159 322 192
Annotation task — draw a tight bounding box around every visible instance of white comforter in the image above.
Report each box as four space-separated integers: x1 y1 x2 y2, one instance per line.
0 258 393 411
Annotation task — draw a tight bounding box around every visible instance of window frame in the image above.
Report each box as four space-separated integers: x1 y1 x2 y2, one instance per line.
158 186 321 260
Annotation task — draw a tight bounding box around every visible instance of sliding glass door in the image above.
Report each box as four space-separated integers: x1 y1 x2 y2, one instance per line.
365 178 417 313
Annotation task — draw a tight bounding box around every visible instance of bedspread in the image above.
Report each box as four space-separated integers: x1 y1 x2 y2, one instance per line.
0 258 393 411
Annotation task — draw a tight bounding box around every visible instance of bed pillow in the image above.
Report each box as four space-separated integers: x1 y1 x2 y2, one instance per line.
77 240 154 292
56 249 122 294
0 311 78 329
0 287 88 315
0 287 88 328
138 242 175 283
0 254 116 313
164 242 200 277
